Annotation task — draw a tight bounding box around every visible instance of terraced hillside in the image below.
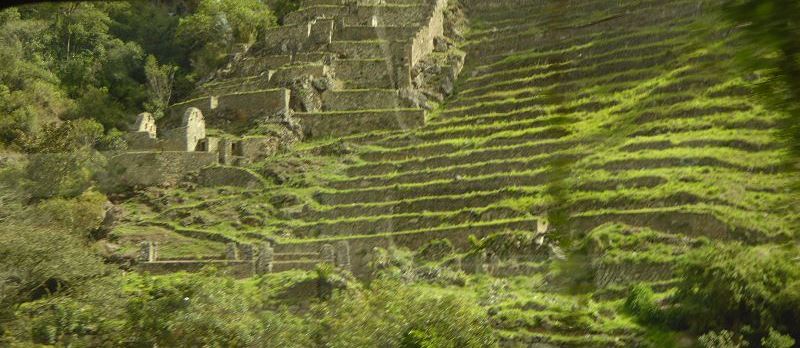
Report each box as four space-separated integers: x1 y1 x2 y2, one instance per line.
286 0 793 250
111 0 797 345
273 0 797 345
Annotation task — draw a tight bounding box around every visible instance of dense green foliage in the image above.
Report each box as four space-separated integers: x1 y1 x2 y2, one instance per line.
176 0 276 76
723 1 800 165
0 0 276 151
626 243 800 346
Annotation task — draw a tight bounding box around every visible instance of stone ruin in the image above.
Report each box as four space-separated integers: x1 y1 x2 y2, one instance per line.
136 240 353 278
125 108 207 152
163 107 206 152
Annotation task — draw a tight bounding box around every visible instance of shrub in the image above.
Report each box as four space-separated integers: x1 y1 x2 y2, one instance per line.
19 120 106 200
624 284 662 324
673 243 800 343
762 329 795 348
315 280 497 348
123 271 266 347
415 238 455 262
698 330 748 348
33 190 108 239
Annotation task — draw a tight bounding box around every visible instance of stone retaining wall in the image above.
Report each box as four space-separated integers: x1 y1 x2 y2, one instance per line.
409 0 447 67
264 18 336 52
138 260 255 277
108 152 218 188
167 89 290 129
295 109 424 138
322 89 400 110
197 166 267 189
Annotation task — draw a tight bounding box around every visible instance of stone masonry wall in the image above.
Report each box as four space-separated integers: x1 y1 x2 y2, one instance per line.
167 89 290 129
295 109 424 138
410 0 447 67
107 151 218 187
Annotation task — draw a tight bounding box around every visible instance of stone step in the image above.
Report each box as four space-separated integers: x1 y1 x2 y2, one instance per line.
295 109 424 138
315 171 548 205
293 189 525 221
285 206 525 238
358 138 578 168
321 89 401 111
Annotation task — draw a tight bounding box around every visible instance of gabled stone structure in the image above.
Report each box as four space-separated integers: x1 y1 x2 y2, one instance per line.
126 112 160 150
162 107 207 152
134 112 157 138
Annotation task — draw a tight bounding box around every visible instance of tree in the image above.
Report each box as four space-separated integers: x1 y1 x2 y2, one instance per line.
177 0 276 75
18 119 105 200
0 221 109 330
144 55 176 119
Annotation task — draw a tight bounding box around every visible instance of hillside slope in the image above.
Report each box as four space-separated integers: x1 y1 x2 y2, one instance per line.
278 0 796 345
288 0 793 255
110 0 796 345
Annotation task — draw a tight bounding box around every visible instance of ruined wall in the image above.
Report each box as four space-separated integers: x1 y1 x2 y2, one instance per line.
284 7 349 26
197 166 267 189
410 0 447 67
347 5 431 27
334 25 417 41
232 56 291 77
138 261 255 277
322 90 400 110
271 65 329 85
261 19 335 54
166 89 290 130
107 152 218 187
273 225 497 277
162 107 206 151
332 59 395 88
239 136 282 161
460 0 531 11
